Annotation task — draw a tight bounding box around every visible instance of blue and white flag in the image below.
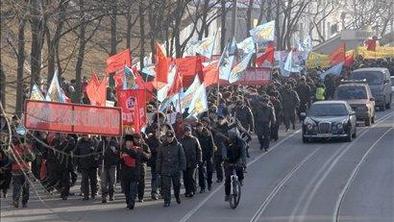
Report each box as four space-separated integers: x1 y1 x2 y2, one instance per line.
194 36 215 59
296 35 313 52
237 37 255 54
123 66 137 89
30 83 45 101
284 50 303 74
188 84 208 117
250 20 275 45
229 52 253 83
218 41 237 81
320 62 344 80
181 76 201 112
45 69 66 103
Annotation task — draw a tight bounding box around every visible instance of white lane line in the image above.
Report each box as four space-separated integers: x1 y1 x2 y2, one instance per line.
295 113 393 222
250 147 322 222
178 129 301 222
333 128 393 222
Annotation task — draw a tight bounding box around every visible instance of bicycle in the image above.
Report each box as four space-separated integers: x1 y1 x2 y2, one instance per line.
228 167 242 209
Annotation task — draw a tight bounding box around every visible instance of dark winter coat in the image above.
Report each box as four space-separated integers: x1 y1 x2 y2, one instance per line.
156 140 186 176
195 128 216 161
180 135 202 168
253 102 276 135
97 138 120 169
74 138 98 170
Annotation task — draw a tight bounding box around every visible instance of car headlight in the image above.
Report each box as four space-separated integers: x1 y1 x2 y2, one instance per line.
306 123 314 130
336 122 343 129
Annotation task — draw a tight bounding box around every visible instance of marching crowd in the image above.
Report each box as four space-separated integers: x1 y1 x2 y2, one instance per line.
1 57 393 210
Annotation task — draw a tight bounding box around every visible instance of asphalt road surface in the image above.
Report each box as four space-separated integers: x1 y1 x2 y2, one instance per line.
1 106 393 222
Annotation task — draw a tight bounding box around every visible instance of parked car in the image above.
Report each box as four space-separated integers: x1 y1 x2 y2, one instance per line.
301 101 357 143
349 67 392 110
334 80 375 126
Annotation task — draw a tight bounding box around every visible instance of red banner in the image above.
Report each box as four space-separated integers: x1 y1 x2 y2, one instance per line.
24 100 122 136
117 89 146 134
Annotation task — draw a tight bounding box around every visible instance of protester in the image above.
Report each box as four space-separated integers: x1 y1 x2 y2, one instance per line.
156 130 186 207
132 133 151 202
0 149 12 198
180 126 202 198
223 132 246 202
10 136 35 208
97 137 120 203
74 135 99 200
252 96 276 151
146 130 162 200
120 134 150 210
195 121 215 192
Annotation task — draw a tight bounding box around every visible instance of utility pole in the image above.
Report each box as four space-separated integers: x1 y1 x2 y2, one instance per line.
231 0 237 39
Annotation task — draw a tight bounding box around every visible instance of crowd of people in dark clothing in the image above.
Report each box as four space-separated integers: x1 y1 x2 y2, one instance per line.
1 56 393 210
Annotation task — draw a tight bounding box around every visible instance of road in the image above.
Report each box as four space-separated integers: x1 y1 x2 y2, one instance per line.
1 106 393 222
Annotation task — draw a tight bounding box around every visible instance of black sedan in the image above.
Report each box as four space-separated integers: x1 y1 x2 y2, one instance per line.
301 101 357 143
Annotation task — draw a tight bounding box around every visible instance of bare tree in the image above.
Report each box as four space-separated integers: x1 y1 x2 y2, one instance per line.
30 0 46 88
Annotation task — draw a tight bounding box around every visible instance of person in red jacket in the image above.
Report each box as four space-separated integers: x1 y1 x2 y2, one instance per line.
120 134 151 210
10 136 35 208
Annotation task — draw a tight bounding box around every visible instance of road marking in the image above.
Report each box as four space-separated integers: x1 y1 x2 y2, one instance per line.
178 129 301 222
249 147 322 222
294 113 393 222
333 128 392 222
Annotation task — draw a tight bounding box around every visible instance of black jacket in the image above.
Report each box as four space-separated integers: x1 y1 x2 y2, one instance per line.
180 135 202 168
156 140 186 176
253 102 276 135
224 136 246 165
74 138 98 169
97 138 120 169
120 145 150 179
195 128 216 161
234 105 255 131
146 135 161 168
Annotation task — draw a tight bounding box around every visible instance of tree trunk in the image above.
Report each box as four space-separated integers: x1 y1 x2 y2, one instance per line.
30 0 45 88
110 0 117 55
220 0 227 51
75 0 87 103
126 4 132 49
16 17 26 116
246 0 254 37
46 0 67 83
0 63 5 109
266 0 272 21
139 2 145 69
46 27 55 85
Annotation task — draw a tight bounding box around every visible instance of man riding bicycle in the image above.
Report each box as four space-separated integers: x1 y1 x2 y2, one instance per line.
223 131 246 202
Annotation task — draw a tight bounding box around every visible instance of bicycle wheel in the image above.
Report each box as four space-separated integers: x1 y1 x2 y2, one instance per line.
229 180 241 209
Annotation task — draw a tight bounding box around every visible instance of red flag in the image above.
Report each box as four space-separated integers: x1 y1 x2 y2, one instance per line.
155 43 170 83
87 75 108 106
256 45 275 66
202 61 219 87
117 89 146 133
329 43 346 65
86 74 100 103
96 77 108 106
344 53 354 67
106 49 131 74
365 36 378 51
175 56 204 87
113 70 124 91
167 71 183 97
